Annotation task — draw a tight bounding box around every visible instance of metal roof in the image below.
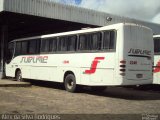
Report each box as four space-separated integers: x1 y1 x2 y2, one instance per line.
1 0 160 34
1 0 108 26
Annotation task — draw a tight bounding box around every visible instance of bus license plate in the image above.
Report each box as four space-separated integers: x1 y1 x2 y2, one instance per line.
136 74 143 78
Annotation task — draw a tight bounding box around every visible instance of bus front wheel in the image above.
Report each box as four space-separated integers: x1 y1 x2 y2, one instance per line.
16 70 23 82
64 74 76 93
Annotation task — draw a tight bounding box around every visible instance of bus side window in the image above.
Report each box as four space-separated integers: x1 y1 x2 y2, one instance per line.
68 35 77 51
58 37 67 51
40 37 57 53
41 39 50 53
109 31 116 49
28 39 40 54
21 41 28 55
45 37 57 52
52 38 57 52
48 39 53 52
15 42 21 56
154 38 160 54
103 31 110 50
15 41 28 57
79 34 89 50
36 39 40 53
90 32 101 50
29 40 36 54
103 31 116 50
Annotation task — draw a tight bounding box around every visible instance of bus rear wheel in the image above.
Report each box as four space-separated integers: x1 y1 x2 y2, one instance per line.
16 70 23 82
64 74 76 93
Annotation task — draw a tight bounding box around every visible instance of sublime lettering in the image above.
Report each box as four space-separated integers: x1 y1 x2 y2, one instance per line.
20 56 48 63
128 48 151 56
84 57 105 74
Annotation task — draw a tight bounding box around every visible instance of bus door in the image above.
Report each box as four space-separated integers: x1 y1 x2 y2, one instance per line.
5 42 15 77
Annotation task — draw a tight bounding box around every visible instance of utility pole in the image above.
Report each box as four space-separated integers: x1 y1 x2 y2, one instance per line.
0 25 8 79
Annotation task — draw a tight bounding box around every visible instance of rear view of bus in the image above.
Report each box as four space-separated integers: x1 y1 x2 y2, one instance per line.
117 23 153 85
153 35 160 84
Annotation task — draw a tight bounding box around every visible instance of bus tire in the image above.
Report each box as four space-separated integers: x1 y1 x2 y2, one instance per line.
16 70 23 82
64 74 76 93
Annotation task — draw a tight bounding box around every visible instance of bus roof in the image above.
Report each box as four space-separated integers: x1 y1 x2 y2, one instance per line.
153 35 160 38
11 23 151 42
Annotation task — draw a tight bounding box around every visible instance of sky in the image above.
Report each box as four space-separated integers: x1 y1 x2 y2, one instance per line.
51 0 160 24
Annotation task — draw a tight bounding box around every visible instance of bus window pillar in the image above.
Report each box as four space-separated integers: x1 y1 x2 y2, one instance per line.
0 25 8 79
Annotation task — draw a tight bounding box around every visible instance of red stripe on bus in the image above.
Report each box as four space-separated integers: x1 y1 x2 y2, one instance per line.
84 57 105 74
154 61 160 73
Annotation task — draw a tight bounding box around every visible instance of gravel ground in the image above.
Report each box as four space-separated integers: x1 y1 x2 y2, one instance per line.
0 80 160 120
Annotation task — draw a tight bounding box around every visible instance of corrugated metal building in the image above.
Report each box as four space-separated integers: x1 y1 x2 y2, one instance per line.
1 0 160 33
0 0 160 78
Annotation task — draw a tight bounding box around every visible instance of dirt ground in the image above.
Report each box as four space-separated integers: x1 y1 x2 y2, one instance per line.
0 80 160 120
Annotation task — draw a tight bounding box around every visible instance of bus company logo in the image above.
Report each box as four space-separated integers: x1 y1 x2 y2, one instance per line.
84 57 105 74
154 61 160 73
128 48 151 56
20 56 48 63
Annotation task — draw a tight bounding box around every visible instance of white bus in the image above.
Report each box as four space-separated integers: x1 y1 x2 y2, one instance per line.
153 35 160 84
5 23 153 92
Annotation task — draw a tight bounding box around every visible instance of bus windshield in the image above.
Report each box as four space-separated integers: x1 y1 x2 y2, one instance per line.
6 42 14 63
